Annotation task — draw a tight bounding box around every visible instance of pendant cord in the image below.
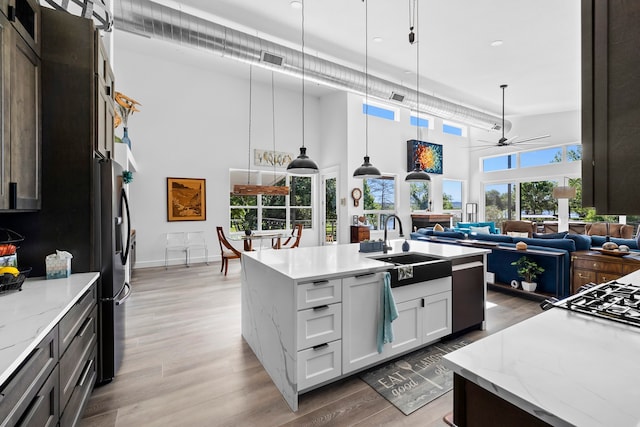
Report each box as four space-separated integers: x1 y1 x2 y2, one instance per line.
271 71 276 179
365 0 369 156
301 0 305 149
415 0 419 143
247 65 253 185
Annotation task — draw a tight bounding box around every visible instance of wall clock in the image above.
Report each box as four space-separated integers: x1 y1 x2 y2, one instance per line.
351 188 362 207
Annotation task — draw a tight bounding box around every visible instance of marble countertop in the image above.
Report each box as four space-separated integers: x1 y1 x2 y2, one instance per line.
242 239 489 281
0 272 99 386
443 268 640 427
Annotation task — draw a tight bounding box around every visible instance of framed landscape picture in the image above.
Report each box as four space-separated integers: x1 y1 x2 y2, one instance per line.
406 140 443 174
167 177 206 221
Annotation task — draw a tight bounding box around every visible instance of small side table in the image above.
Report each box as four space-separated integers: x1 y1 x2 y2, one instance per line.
350 226 370 243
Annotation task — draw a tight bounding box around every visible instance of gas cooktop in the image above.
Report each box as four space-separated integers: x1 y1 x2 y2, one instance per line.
543 281 640 328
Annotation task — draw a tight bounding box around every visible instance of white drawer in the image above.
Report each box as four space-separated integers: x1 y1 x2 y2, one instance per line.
297 340 342 391
297 303 342 351
297 278 342 310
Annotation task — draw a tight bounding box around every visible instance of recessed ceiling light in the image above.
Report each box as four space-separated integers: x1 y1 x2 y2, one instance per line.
490 40 503 47
404 70 412 74
373 37 383 43
290 1 301 9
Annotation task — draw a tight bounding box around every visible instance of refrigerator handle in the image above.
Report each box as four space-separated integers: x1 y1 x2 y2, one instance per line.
120 188 131 265
115 282 131 306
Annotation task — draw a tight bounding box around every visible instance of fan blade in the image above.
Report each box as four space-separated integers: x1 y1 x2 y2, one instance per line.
512 134 550 144
503 135 519 145
477 139 494 144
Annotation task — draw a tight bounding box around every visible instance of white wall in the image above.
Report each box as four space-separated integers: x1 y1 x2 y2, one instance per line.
114 32 321 267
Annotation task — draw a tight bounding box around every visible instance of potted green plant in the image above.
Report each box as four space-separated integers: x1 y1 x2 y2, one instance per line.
511 256 544 292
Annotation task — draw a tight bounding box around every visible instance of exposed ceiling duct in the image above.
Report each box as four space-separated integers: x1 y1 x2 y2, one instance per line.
113 0 510 132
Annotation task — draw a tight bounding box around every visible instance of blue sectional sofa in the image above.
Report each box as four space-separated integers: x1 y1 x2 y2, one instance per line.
410 228 640 299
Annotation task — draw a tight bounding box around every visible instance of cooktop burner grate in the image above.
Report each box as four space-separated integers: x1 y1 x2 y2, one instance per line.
548 281 640 328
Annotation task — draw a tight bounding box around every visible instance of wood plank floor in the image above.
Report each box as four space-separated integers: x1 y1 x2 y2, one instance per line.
80 261 542 427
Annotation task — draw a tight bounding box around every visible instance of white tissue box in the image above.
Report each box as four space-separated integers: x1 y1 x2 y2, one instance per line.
46 257 71 279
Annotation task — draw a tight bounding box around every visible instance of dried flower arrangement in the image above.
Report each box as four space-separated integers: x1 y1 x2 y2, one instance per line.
114 92 142 128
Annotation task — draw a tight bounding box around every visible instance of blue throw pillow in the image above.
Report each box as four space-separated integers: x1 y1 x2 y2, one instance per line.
564 233 592 251
533 231 568 239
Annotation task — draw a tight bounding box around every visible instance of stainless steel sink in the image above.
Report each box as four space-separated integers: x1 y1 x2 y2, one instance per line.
369 253 452 287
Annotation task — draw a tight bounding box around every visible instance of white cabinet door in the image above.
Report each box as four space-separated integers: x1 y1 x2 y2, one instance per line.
342 273 386 374
387 298 423 357
423 292 452 344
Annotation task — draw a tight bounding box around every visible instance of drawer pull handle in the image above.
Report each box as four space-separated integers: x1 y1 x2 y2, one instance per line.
313 343 329 351
355 272 375 279
78 316 93 337
313 305 329 311
312 280 329 286
78 359 94 387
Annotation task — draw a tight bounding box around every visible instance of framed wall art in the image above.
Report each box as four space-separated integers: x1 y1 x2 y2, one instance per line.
406 140 443 174
167 177 206 221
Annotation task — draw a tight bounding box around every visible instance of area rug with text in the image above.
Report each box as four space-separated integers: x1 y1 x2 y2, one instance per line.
359 338 472 415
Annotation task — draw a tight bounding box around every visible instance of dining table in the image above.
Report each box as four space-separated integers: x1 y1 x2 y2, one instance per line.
231 231 286 251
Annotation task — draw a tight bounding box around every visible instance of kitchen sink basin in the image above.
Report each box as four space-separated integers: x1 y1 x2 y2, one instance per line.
369 253 452 287
370 253 440 265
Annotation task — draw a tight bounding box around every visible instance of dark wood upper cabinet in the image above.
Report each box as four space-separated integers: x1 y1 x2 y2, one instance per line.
582 0 640 214
0 1 41 211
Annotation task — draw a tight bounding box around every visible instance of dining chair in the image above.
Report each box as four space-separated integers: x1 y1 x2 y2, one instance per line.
186 231 209 265
165 232 188 269
278 224 303 249
216 226 242 275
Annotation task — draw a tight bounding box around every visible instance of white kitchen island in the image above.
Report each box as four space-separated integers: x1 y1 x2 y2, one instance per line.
443 268 640 427
241 240 489 411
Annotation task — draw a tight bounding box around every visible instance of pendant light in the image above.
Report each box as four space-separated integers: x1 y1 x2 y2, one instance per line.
233 67 289 196
405 0 431 183
353 0 381 179
287 0 319 174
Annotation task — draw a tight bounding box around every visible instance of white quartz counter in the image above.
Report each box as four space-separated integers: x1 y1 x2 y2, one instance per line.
242 239 489 281
0 272 99 385
444 268 640 427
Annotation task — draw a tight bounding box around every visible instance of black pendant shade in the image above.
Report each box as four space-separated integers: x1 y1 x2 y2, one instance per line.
405 161 431 182
353 156 382 178
287 146 319 174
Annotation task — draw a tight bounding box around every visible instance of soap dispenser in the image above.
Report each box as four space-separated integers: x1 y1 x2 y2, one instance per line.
402 239 410 252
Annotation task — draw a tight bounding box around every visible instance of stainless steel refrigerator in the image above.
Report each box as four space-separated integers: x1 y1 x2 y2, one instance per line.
96 157 132 384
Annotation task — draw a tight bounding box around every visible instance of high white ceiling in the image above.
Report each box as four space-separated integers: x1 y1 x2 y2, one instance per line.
117 0 581 120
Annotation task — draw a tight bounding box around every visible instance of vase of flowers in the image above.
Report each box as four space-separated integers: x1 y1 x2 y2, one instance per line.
114 91 141 149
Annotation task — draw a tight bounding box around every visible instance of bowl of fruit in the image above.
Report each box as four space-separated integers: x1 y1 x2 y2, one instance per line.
0 266 31 293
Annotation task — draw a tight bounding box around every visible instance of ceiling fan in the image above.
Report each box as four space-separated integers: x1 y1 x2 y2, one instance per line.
477 84 550 147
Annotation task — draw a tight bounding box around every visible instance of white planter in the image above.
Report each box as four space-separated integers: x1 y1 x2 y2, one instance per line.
521 281 537 292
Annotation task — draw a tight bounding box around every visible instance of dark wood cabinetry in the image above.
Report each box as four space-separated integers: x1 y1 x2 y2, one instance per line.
451 255 485 334
350 225 370 243
571 250 640 294
41 8 114 160
0 0 41 211
582 0 640 214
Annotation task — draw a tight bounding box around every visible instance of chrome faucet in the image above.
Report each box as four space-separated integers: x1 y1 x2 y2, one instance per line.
383 214 404 254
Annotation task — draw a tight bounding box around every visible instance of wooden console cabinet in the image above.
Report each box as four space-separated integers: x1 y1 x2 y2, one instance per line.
571 250 640 294
350 225 370 243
